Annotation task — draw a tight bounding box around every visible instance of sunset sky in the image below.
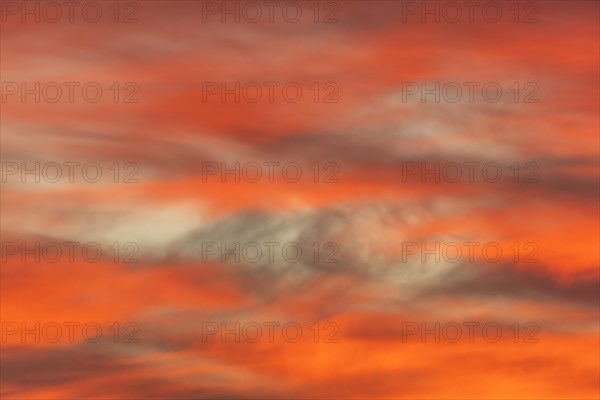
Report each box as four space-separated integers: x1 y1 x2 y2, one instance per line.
1 1 599 398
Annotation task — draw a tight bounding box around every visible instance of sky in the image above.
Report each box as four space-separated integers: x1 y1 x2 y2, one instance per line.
1 0 599 398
